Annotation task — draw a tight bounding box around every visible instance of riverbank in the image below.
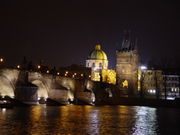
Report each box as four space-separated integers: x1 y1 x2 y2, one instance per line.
1 97 180 108
96 97 180 108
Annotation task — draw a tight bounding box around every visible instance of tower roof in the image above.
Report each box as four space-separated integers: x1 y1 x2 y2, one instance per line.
88 44 108 60
120 30 137 51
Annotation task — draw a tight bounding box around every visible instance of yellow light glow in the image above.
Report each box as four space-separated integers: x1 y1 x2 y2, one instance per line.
102 69 116 84
91 72 100 81
122 80 128 88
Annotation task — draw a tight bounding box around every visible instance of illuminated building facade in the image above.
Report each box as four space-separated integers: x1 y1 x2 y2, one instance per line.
116 31 139 96
140 69 163 98
86 44 108 81
163 69 180 99
102 69 116 85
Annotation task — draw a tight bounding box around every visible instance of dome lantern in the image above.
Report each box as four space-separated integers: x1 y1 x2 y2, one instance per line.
95 44 101 50
88 44 107 60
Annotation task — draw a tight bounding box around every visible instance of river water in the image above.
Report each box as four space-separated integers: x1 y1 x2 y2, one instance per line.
0 105 180 135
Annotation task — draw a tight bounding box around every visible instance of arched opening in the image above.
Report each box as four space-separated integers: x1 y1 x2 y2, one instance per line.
31 80 49 99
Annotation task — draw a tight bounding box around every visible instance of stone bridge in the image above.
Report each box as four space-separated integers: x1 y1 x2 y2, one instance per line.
0 68 120 105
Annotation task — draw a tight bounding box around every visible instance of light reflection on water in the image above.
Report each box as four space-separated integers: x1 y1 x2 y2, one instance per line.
132 107 158 135
0 105 180 135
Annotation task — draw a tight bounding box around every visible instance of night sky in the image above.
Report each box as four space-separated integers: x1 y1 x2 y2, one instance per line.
0 1 179 69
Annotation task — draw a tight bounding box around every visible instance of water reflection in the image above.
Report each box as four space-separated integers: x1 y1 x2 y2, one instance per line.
0 105 180 135
133 107 158 135
86 106 100 134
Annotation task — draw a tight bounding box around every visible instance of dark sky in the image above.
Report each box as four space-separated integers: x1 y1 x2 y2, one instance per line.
0 1 179 69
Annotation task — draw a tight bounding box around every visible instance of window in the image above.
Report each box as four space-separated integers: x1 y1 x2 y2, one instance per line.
87 63 89 67
122 80 128 88
99 63 102 67
92 63 95 67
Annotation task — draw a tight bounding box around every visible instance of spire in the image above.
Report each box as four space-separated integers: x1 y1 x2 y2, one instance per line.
95 44 101 50
121 30 131 50
120 30 137 51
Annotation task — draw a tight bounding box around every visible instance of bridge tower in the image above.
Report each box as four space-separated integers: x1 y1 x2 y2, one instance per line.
116 30 139 96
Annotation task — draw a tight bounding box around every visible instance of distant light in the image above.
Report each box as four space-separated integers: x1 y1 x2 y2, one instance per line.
37 65 41 69
46 70 49 73
2 108 6 113
65 71 68 74
17 65 20 69
74 73 77 75
81 74 83 77
148 89 156 94
89 75 91 78
3 100 7 103
57 72 60 75
0 58 3 62
140 65 147 70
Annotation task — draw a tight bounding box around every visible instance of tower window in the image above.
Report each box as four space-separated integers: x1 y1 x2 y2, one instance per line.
92 63 95 67
122 80 128 88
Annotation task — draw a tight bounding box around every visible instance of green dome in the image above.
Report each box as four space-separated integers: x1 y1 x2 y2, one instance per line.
88 44 108 60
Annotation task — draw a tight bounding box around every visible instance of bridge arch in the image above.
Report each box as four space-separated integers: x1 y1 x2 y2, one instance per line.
0 75 15 97
31 79 49 99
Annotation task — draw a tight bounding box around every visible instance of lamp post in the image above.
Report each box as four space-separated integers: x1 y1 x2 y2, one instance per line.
0 58 4 68
37 65 41 72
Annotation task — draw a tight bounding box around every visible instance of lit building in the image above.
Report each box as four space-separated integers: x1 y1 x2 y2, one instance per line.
163 69 180 99
86 44 108 81
116 30 139 96
139 69 163 98
102 69 116 85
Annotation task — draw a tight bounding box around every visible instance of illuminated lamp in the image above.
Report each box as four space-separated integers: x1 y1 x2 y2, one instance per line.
140 65 147 70
17 65 20 69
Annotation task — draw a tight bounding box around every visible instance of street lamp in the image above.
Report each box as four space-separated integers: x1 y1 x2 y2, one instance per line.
37 65 41 69
140 65 147 70
17 65 20 69
0 58 3 62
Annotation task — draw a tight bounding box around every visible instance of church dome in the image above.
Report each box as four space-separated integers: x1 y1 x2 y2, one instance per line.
88 44 108 60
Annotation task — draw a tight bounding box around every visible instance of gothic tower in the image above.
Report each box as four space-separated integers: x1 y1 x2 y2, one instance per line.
116 30 139 96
